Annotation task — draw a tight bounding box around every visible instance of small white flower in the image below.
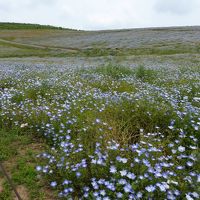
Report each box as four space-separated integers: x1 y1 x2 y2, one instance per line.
167 180 178 185
20 123 28 128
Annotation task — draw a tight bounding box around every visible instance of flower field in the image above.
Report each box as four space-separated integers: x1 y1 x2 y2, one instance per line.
0 63 200 199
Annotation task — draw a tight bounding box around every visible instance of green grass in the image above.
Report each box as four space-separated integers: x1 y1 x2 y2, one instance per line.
1 38 200 58
0 129 30 161
91 64 134 79
0 180 12 200
0 129 54 199
0 22 69 30
135 65 158 82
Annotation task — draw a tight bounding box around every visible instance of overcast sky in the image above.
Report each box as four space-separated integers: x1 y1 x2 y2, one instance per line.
0 0 200 30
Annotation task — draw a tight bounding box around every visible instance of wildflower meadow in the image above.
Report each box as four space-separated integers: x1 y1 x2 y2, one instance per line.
0 63 200 199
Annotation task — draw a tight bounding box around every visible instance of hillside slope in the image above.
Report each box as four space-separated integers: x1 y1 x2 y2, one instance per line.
0 23 200 58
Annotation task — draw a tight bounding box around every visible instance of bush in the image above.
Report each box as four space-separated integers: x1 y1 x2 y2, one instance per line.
135 65 157 82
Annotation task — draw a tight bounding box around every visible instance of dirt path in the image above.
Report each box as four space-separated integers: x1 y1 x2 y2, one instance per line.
0 38 79 52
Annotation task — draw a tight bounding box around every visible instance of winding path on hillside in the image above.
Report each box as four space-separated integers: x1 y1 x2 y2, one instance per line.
0 38 79 52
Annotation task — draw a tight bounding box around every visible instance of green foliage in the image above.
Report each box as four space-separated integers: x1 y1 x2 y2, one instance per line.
135 65 158 82
0 129 21 161
0 181 12 200
0 22 67 30
92 64 134 79
103 99 176 144
0 129 51 199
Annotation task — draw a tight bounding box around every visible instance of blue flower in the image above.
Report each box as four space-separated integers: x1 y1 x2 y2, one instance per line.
178 146 185 152
36 166 42 171
120 170 127 176
110 165 117 174
50 181 57 187
145 185 156 192
123 183 132 193
127 172 136 180
116 192 123 198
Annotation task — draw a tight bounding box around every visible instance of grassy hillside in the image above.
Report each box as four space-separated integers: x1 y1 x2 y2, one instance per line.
0 23 200 58
0 22 68 30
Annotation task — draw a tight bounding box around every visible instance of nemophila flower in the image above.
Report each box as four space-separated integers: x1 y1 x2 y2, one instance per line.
116 156 128 163
156 182 168 192
174 190 180 196
76 172 81 177
95 118 101 123
139 175 144 180
142 159 150 167
191 192 199 198
120 170 127 176
98 179 105 185
110 165 117 174
145 185 156 192
100 190 106 196
155 172 162 178
134 157 140 163
186 161 194 167
197 175 200 182
93 192 99 197
63 180 71 185
178 146 185 152
172 149 177 154
129 194 136 199
127 172 136 180
167 193 176 200
83 186 90 192
68 188 73 192
66 135 71 140
123 183 132 193
189 145 197 150
116 192 123 198
189 172 196 177
50 181 57 187
176 165 184 170
186 193 194 200
103 197 110 200
136 192 143 198
184 176 192 183
168 125 174 130
92 181 99 189
36 166 42 171
148 167 154 173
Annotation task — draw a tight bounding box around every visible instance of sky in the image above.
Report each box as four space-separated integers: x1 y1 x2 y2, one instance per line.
0 0 200 30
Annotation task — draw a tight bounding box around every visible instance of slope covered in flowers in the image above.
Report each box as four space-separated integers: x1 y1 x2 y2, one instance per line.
0 63 200 199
